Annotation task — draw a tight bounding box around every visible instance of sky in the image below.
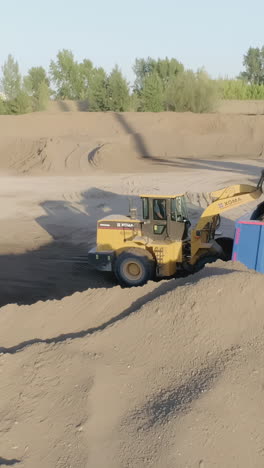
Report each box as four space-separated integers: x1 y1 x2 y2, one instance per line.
1 0 264 84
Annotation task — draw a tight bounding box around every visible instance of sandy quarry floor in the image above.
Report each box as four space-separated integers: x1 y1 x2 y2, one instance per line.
1 110 264 468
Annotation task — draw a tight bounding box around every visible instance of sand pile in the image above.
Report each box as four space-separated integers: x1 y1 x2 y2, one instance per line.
1 261 264 467
217 99 264 115
0 108 264 467
48 99 264 116
1 112 264 175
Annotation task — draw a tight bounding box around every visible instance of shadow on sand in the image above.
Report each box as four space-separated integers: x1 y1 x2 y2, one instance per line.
114 113 263 180
0 186 236 309
0 189 138 308
0 264 236 355
0 458 20 466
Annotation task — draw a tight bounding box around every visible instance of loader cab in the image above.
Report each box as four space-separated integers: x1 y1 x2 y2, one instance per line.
140 194 190 241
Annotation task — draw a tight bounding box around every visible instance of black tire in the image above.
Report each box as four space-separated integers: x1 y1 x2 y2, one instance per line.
251 202 264 221
215 237 234 261
114 248 155 287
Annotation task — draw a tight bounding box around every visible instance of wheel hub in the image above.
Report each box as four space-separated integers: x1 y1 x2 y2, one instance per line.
124 261 143 280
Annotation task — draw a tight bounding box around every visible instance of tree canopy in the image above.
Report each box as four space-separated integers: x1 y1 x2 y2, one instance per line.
133 57 184 93
107 65 130 111
239 47 264 84
2 46 264 115
1 54 21 100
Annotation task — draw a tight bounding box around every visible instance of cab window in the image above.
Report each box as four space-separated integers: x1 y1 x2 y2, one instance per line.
153 199 166 220
153 225 166 235
171 197 188 221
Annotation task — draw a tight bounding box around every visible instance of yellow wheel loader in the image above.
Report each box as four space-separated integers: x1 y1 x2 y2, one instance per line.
88 171 264 287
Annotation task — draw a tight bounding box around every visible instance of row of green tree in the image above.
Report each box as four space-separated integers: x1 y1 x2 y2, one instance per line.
1 47 264 115
0 52 217 114
219 46 264 100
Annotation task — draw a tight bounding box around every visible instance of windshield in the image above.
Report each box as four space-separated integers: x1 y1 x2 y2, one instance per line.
171 196 188 221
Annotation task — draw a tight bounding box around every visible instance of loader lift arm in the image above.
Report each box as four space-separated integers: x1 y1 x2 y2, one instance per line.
191 171 264 260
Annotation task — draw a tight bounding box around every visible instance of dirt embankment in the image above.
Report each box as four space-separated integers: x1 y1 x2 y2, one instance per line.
1 111 264 175
1 109 264 467
1 262 264 467
48 99 264 115
217 99 264 115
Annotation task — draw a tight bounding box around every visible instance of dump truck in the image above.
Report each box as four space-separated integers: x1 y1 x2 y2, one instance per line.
88 171 264 287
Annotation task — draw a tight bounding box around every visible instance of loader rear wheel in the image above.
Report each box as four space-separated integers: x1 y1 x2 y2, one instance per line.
114 249 155 287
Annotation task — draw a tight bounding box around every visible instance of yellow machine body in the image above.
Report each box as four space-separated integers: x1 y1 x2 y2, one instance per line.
96 217 183 277
88 172 264 286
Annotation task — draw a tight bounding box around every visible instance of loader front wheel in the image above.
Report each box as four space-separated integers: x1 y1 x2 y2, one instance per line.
114 249 155 287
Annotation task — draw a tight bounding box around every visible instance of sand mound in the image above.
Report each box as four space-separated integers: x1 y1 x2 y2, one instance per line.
48 99 264 116
1 108 264 467
218 99 264 115
1 262 264 467
1 111 264 175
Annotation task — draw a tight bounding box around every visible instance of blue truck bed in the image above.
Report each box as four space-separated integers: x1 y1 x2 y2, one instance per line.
232 210 264 273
